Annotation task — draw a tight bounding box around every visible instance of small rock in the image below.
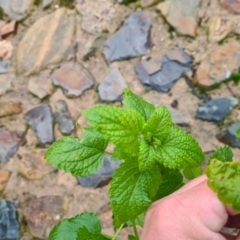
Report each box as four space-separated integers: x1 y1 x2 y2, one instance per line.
221 0 240 14
0 0 31 21
21 194 69 239
83 33 107 60
28 79 49 99
103 11 152 64
0 21 17 38
51 62 94 98
135 48 192 92
18 151 55 180
195 41 240 88
141 0 159 8
0 170 10 192
170 99 178 108
0 200 20 240
196 98 239 122
25 104 54 144
17 8 75 76
217 122 240 148
0 101 22 118
55 100 74 135
77 155 121 188
42 0 52 8
0 40 13 59
157 0 200 37
98 68 127 102
0 78 12 96
0 61 8 74
208 17 234 42
76 0 122 34
0 128 23 163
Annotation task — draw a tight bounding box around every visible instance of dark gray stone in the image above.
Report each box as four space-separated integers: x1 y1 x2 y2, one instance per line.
0 0 31 21
196 97 238 122
0 129 22 163
0 200 20 240
103 11 152 63
135 48 192 92
0 61 8 74
55 100 74 135
25 104 54 144
77 155 121 188
98 68 127 102
217 122 240 148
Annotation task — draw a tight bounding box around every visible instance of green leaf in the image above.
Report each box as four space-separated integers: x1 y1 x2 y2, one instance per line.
45 129 108 177
127 212 146 228
155 124 204 169
138 139 156 171
111 146 138 161
208 146 233 164
142 106 172 142
110 160 161 227
206 159 240 213
236 128 240 138
123 88 155 121
49 212 102 240
83 106 145 152
77 227 110 240
154 171 184 201
183 165 203 180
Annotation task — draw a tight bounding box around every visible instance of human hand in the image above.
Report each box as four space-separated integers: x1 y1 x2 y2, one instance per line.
141 175 240 240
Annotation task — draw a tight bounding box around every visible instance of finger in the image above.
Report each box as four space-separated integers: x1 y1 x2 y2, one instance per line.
171 175 207 196
150 175 207 208
236 230 240 240
175 175 239 217
225 215 240 228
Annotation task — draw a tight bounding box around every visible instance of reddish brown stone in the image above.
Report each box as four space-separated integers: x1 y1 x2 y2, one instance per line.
0 40 13 59
195 41 240 88
0 101 22 118
208 17 234 42
157 0 200 37
221 0 240 14
18 151 55 180
21 194 69 239
0 170 10 192
51 62 94 98
0 21 17 38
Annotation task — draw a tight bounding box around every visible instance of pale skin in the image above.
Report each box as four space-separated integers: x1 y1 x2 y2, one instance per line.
141 175 240 240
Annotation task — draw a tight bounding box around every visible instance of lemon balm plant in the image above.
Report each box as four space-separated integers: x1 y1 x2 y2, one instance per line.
45 89 238 240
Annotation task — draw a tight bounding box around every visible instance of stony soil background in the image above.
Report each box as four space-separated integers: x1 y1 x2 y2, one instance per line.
1 0 240 239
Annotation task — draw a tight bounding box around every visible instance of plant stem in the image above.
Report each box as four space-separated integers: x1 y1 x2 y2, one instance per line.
112 224 124 240
132 220 139 239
